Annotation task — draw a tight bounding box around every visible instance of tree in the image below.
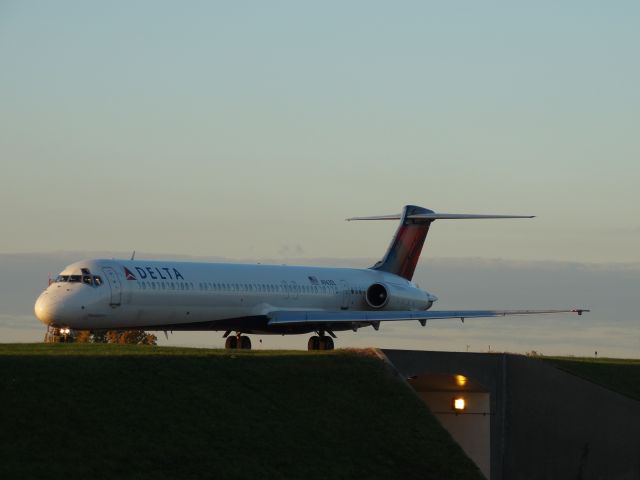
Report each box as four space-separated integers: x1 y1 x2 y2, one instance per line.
106 330 157 345
91 330 108 343
67 329 157 345
74 330 92 343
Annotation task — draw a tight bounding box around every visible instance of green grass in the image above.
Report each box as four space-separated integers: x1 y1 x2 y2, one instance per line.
543 356 640 401
0 344 482 480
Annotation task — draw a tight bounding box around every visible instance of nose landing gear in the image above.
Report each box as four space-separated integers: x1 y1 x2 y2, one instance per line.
44 326 74 343
224 332 252 350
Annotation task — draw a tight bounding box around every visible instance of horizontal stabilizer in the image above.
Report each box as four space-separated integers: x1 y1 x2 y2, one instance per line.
348 205 535 280
347 213 534 221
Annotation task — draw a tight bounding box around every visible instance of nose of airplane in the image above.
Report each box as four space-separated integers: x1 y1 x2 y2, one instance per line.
34 292 65 325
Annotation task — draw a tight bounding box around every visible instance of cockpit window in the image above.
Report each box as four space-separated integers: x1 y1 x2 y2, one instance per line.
54 274 103 287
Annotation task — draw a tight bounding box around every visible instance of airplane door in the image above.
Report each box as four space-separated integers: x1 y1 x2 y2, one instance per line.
281 280 290 299
290 281 299 300
103 267 122 307
340 280 349 310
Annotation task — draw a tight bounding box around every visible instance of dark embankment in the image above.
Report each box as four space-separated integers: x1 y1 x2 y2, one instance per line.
544 356 640 401
0 344 482 480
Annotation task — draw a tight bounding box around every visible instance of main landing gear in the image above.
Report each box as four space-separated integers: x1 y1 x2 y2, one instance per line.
224 332 252 350
307 331 335 351
223 331 336 351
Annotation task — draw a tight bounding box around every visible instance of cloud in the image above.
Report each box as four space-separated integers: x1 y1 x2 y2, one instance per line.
278 244 305 256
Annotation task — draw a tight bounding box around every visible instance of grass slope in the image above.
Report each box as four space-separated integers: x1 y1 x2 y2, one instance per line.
544 356 640 401
0 344 482 480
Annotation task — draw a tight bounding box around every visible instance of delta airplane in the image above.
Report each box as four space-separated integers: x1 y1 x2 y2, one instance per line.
34 205 588 350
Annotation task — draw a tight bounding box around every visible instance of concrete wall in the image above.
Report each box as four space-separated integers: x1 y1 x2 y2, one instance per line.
382 349 640 480
503 354 640 480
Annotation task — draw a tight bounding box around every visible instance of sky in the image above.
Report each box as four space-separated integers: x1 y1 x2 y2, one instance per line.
0 2 638 355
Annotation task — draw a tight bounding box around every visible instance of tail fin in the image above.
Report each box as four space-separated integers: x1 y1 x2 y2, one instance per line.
347 205 533 280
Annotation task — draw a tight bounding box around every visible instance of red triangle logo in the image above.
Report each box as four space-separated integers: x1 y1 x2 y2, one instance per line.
124 267 137 280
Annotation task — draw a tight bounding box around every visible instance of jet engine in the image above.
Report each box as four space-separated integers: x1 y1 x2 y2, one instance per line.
365 283 433 310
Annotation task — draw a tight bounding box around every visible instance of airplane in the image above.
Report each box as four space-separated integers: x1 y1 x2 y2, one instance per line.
34 205 588 350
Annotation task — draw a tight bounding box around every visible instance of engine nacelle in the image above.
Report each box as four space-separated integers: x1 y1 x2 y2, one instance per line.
365 282 432 310
365 283 389 308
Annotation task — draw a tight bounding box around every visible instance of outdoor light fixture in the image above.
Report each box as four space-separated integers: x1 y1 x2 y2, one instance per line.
453 397 466 412
455 374 467 387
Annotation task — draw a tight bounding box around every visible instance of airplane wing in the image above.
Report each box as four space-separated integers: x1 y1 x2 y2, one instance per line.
268 309 588 327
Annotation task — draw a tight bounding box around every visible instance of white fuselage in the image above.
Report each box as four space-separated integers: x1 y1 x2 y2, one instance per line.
35 259 436 334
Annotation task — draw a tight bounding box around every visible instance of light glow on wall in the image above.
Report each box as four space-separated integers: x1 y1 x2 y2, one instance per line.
455 375 467 387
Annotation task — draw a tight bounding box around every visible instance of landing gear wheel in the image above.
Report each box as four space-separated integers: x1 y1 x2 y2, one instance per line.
225 336 238 349
307 336 320 351
319 336 334 350
240 336 252 350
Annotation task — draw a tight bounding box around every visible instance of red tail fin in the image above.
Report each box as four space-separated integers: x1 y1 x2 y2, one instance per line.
371 205 434 280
